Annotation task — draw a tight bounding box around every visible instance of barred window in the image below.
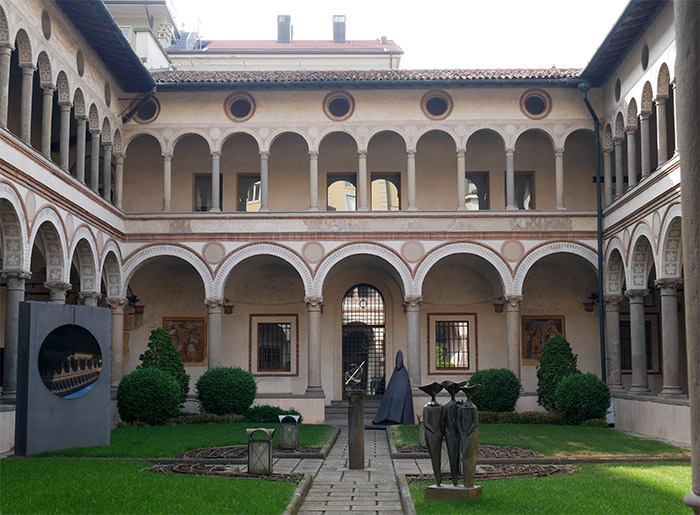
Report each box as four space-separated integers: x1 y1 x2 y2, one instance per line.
257 323 291 371
435 320 469 369
620 320 652 371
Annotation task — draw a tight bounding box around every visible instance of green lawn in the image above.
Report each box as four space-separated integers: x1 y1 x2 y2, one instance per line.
410 463 692 514
1 459 296 514
35 423 335 458
392 424 688 457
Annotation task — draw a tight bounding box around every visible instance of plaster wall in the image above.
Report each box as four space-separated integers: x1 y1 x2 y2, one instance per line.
613 395 690 445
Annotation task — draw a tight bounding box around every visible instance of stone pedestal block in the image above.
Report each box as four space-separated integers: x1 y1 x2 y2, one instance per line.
425 484 482 500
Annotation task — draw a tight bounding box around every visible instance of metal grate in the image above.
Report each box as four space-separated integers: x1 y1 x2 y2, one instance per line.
258 323 291 371
620 320 652 371
342 284 385 398
435 320 469 368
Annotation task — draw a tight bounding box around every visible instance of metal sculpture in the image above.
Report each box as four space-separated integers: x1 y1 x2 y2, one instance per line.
418 381 445 486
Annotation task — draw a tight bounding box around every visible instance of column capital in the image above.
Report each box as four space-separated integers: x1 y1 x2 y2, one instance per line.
504 294 523 309
554 147 565 157
205 297 225 314
103 142 113 150
259 150 269 159
603 294 624 308
79 291 102 301
162 151 173 159
505 148 515 157
89 127 101 135
58 100 72 109
404 295 423 310
75 113 88 122
456 148 466 157
639 111 651 121
41 83 56 93
305 296 324 310
0 42 14 53
114 153 125 161
603 147 613 154
654 94 668 104
44 281 71 303
210 150 221 158
1 270 32 282
308 150 319 158
358 149 367 157
655 278 683 291
406 148 416 157
20 64 36 73
613 136 624 145
625 288 648 299
626 125 638 134
105 297 128 311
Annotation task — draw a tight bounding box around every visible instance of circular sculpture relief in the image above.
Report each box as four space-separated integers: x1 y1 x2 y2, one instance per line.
224 92 256 122
203 242 226 264
76 50 85 77
501 240 525 262
323 91 355 121
302 242 325 263
41 10 52 40
133 96 160 124
420 90 453 120
401 241 425 263
38 325 102 399
520 88 552 120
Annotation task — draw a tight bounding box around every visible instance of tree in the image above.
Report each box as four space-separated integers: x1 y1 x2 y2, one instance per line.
536 336 578 412
138 328 190 406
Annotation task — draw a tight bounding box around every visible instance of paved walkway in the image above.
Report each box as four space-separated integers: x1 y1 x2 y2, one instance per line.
298 428 404 514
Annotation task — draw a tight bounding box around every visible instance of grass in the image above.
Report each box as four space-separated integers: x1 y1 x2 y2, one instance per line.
35 422 335 458
1 459 296 514
391 424 688 457
409 463 692 514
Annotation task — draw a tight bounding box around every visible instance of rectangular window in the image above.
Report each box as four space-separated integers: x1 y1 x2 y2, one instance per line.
427 313 477 375
619 315 659 372
249 315 299 376
371 173 401 211
194 174 223 212
238 174 261 212
465 172 489 210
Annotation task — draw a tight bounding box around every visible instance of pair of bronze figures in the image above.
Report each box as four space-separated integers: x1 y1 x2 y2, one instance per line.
419 380 485 489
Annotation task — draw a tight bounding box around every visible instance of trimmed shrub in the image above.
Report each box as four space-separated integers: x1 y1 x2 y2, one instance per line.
468 368 521 412
117 368 180 425
196 367 257 415
581 418 610 428
536 336 578 412
138 328 190 406
479 411 565 425
554 373 611 425
164 413 245 426
245 405 303 423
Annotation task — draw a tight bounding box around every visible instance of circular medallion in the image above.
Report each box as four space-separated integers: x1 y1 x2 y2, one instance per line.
652 213 661 237
64 213 74 239
203 242 225 264
24 191 36 219
501 240 525 262
401 241 424 263
302 242 325 264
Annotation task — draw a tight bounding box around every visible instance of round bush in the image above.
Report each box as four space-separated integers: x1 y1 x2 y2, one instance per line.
554 373 611 425
117 368 180 425
138 328 190 406
245 405 303 423
196 367 257 415
467 368 521 412
536 336 578 412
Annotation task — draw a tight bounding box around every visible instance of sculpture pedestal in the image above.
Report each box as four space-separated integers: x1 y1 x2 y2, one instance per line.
346 389 365 470
425 484 482 500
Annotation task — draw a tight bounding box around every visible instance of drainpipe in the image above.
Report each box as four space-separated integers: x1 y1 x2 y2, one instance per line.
579 82 607 384
121 87 157 123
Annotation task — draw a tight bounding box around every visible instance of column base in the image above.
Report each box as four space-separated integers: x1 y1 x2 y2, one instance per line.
628 386 651 394
456 206 467 211
506 205 517 211
659 387 686 398
556 206 566 210
209 208 221 213
608 383 625 392
305 386 325 397
258 208 270 212
307 207 319 212
407 206 418 211
161 207 172 212
0 391 16 403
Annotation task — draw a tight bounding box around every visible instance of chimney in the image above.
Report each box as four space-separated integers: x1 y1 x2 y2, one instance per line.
381 36 387 45
277 15 291 43
333 15 346 44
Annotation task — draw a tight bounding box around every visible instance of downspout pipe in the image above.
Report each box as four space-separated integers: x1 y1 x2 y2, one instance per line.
122 87 157 123
579 82 607 384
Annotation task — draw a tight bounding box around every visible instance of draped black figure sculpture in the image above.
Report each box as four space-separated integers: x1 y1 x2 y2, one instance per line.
373 350 414 425
441 380 467 485
459 384 485 490
418 382 445 486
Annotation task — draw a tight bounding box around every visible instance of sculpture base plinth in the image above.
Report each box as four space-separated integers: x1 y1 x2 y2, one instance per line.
424 484 482 500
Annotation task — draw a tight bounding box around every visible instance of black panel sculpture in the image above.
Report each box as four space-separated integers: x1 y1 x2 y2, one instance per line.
441 380 467 485
418 381 445 486
373 350 414 425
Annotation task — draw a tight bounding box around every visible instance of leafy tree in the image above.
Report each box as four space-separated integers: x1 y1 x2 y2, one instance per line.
536 336 578 412
138 328 190 405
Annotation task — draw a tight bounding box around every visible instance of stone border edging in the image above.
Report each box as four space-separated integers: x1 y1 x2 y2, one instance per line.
396 473 417 515
386 425 399 456
320 426 341 458
283 473 313 515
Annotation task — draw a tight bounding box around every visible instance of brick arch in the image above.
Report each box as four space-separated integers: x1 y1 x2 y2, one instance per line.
101 117 112 143
73 88 86 118
603 124 613 150
214 243 313 298
615 112 625 139
414 242 513 296
657 63 671 98
641 82 654 114
56 71 70 104
88 104 100 131
312 243 414 297
0 5 9 45
0 183 29 270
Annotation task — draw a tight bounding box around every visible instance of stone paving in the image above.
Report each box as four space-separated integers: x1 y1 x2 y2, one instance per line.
299 428 404 514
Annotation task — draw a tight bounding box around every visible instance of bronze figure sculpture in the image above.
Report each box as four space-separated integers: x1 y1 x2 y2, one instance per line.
441 380 467 485
418 381 445 486
459 384 485 490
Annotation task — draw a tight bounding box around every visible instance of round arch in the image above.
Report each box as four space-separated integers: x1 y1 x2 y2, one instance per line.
414 242 513 296
216 127 262 153
123 130 165 154
463 127 506 150
101 117 112 143
0 182 29 270
605 247 626 295
56 71 70 104
514 242 598 295
365 128 409 150
214 243 313 298
167 129 213 154
73 88 86 118
262 129 309 154
615 112 625 139
15 29 33 67
88 104 100 132
29 210 68 284
514 127 556 149
628 226 657 289
314 128 360 153
412 127 459 150
36 50 52 87
312 243 413 297
657 63 671 98
658 204 682 279
0 5 9 46
100 241 122 299
70 230 99 293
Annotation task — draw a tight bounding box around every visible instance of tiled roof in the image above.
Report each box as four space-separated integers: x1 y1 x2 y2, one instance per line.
153 68 582 88
194 39 403 54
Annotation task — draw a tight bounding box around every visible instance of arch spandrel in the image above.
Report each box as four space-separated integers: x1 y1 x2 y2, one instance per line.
168 130 213 155
628 223 657 289
605 247 626 295
123 130 165 154
315 129 360 153
15 29 32 67
100 240 123 299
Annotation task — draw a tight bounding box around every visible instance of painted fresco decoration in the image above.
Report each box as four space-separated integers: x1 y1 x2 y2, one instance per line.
521 316 565 365
163 318 207 365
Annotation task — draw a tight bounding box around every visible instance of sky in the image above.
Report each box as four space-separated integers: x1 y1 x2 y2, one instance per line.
169 0 631 70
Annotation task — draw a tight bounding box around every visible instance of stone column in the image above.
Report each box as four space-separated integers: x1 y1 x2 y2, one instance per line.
114 154 124 210
106 298 127 388
656 96 668 165
672 81 680 155
259 151 269 212
44 281 71 304
505 295 522 380
205 298 224 369
41 85 55 157
626 289 650 394
456 149 466 210
357 150 368 211
210 151 221 212
614 137 625 199
308 151 319 211
79 291 101 307
675 1 700 510
102 143 112 202
639 112 651 179
305 296 324 395
656 279 684 397
89 129 101 193
405 295 422 386
0 43 13 128
58 102 72 170
407 149 417 210
604 294 624 391
554 148 565 210
75 116 87 183
603 149 613 207
19 65 35 144
505 149 516 210
162 152 172 212
626 126 638 188
1 270 31 397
